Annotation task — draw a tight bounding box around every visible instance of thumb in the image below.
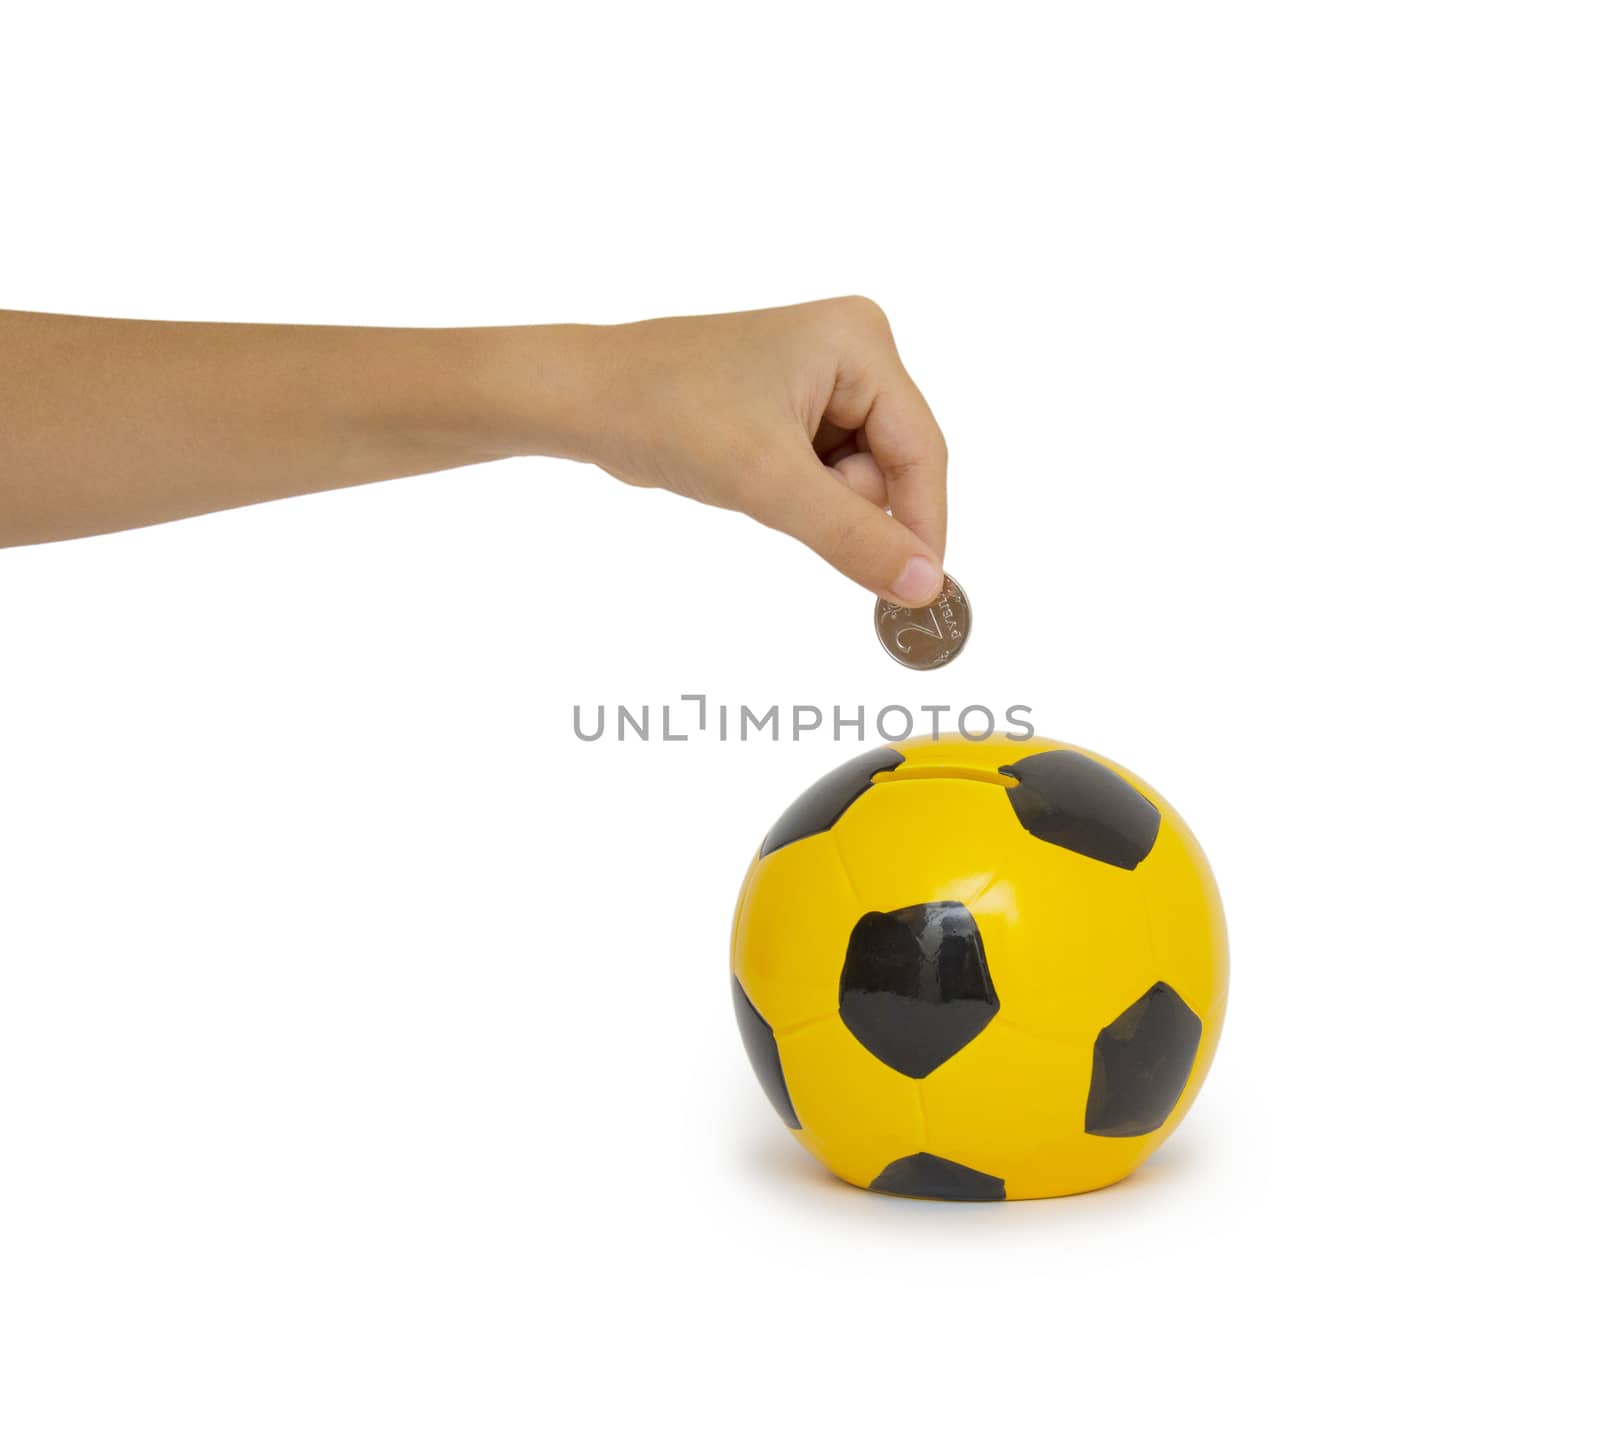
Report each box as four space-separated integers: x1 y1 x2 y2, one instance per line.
757 452 945 606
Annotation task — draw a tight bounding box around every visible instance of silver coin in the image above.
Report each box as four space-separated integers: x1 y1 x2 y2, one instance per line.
875 574 971 670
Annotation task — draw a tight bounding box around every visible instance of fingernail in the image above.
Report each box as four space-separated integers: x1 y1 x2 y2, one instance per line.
891 555 942 606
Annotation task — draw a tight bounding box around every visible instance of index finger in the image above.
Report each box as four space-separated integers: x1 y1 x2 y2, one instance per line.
862 366 948 561
825 342 948 561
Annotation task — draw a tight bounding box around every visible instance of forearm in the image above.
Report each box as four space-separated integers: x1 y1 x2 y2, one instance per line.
0 310 600 546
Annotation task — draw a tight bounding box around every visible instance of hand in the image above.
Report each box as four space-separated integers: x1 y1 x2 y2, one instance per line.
578 298 948 606
1 299 948 593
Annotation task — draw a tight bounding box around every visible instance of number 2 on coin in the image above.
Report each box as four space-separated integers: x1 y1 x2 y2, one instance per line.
893 608 943 653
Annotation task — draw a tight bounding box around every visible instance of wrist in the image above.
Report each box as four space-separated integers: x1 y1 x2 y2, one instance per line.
468 322 618 466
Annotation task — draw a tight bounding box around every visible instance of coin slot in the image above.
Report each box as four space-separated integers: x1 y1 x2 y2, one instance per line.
871 766 1018 789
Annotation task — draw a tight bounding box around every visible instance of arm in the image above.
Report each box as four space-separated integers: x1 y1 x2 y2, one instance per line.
0 299 947 604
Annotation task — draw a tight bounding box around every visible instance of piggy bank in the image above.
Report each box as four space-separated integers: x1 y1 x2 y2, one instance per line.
730 735 1227 1200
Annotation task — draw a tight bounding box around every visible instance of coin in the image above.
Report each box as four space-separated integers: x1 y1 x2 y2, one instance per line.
875 574 971 670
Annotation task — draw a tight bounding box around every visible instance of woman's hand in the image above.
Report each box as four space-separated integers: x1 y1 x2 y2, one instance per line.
573 297 948 605
1 299 949 605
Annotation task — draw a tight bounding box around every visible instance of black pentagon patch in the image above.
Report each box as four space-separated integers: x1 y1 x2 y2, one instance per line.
760 746 904 858
871 1152 1006 1202
999 748 1160 870
839 902 997 1078
1084 982 1203 1137
731 976 801 1129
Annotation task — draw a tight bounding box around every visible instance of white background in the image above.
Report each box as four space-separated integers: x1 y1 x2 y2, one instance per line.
3 3 1596 1432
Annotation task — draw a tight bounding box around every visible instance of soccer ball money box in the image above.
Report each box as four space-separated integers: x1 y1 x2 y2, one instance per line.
730 735 1227 1201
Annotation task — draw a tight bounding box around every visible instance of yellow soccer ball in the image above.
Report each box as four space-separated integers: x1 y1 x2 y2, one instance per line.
730 734 1228 1201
